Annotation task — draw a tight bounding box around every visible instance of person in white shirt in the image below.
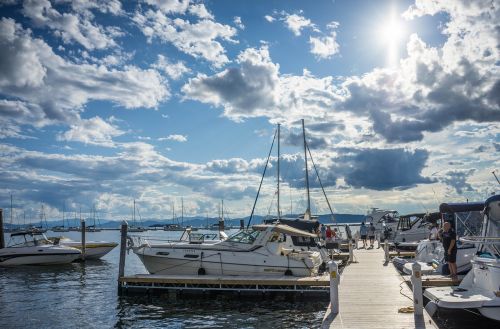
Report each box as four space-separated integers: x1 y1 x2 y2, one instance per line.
428 223 439 240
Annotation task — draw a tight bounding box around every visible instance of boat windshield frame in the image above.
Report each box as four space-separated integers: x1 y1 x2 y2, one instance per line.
7 231 51 247
227 229 260 244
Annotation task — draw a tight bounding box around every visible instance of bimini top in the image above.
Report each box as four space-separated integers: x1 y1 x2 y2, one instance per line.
252 224 318 238
485 194 500 206
439 202 484 214
10 230 45 237
263 217 319 233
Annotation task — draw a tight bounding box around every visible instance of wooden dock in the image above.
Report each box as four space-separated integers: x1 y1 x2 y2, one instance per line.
321 246 438 329
119 273 330 296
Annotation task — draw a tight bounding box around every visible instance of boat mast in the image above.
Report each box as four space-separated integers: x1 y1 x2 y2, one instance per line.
277 124 281 219
181 197 184 227
10 193 13 226
302 119 311 219
133 199 136 225
221 200 224 221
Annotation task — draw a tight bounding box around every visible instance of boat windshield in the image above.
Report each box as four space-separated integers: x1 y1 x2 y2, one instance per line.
227 230 260 244
7 232 50 247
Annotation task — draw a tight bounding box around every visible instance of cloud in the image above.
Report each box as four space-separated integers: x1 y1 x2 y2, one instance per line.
282 13 314 36
188 3 213 20
159 134 188 142
133 7 237 67
440 169 475 194
309 22 340 59
142 0 190 14
21 0 121 50
233 16 244 30
264 15 274 23
0 17 169 136
57 116 125 147
152 54 190 80
336 148 435 190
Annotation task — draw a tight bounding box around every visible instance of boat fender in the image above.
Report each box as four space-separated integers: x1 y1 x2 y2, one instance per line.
198 267 206 275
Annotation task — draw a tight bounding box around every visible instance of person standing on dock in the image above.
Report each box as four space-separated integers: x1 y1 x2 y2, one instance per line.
441 221 458 280
359 222 368 248
325 225 333 242
368 223 376 248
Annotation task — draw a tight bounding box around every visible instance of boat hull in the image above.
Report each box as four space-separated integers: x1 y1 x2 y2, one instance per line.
61 241 118 259
0 246 81 266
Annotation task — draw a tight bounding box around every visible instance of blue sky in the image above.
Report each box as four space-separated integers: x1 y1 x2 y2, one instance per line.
0 0 498 223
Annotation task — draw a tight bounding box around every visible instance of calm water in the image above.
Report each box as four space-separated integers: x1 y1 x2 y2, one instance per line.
0 230 326 329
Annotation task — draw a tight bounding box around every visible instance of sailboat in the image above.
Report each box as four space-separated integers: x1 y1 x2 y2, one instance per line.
131 121 326 276
52 204 70 232
86 205 102 232
163 202 184 231
128 200 147 232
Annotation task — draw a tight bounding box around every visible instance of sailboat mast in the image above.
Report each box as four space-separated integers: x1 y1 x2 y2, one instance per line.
10 193 13 225
221 200 224 220
133 199 136 224
302 119 311 217
181 197 184 227
277 124 281 219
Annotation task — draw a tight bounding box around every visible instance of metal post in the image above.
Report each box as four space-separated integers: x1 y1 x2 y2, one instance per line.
219 219 225 232
240 219 244 230
348 240 353 263
384 240 389 263
411 262 423 315
329 261 339 314
0 209 5 249
118 221 128 295
81 219 86 261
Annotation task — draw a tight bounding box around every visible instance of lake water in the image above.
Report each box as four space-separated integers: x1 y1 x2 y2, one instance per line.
0 230 497 328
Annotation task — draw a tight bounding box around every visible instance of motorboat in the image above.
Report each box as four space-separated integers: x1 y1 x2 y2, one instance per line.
0 231 81 266
131 223 323 276
393 202 484 275
163 224 185 231
424 194 500 321
393 212 440 249
50 237 118 260
365 208 400 240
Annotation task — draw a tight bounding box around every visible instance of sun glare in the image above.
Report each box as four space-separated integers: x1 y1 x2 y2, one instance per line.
377 12 406 66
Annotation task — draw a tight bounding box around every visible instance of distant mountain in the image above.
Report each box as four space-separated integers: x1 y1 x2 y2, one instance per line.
2 213 365 230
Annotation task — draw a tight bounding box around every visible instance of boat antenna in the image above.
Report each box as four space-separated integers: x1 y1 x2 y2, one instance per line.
306 142 336 225
277 123 281 219
247 127 278 229
302 119 311 219
493 171 500 185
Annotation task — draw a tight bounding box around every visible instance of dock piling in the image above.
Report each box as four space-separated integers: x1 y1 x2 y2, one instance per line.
348 240 353 263
118 220 128 295
329 261 339 314
384 240 389 263
240 219 244 229
81 219 86 261
411 262 423 315
0 209 4 249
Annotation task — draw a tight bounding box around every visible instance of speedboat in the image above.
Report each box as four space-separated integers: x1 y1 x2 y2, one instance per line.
393 212 440 249
424 194 500 321
131 223 323 276
365 208 400 240
393 202 483 275
50 237 118 260
0 231 81 266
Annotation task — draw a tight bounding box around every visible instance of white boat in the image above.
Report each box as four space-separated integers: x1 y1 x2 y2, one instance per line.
424 194 500 321
0 231 81 266
132 223 323 276
393 212 440 248
51 237 118 260
393 202 483 275
365 208 400 240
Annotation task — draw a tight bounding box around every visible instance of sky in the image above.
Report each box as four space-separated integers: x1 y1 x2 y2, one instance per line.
0 0 499 223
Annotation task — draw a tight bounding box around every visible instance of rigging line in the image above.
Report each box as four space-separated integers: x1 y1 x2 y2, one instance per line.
306 143 337 225
247 127 278 229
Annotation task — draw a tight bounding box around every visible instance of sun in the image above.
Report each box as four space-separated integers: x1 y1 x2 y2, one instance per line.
377 15 406 66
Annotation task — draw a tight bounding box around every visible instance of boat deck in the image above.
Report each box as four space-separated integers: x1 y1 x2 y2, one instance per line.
321 245 438 329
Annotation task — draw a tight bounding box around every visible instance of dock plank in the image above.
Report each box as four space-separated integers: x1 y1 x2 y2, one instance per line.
321 246 438 329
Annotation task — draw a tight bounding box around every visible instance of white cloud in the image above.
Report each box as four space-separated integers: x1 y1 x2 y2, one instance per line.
159 134 188 142
57 116 124 147
152 54 190 80
133 9 237 67
188 3 213 19
309 32 339 59
0 17 169 134
143 0 190 14
283 13 314 36
264 15 275 23
233 16 244 29
21 0 121 50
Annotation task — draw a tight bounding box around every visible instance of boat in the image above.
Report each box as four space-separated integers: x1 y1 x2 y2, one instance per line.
51 204 70 232
0 231 81 266
163 224 184 231
364 208 400 240
132 121 329 276
393 201 484 275
132 223 323 276
393 212 440 250
128 200 147 232
424 194 500 321
51 237 118 260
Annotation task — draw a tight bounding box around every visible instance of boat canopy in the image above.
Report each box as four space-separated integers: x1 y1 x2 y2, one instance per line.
263 217 319 233
439 202 484 214
10 230 45 237
252 224 318 238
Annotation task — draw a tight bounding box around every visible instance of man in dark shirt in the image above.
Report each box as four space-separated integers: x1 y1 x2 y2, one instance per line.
441 221 458 280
